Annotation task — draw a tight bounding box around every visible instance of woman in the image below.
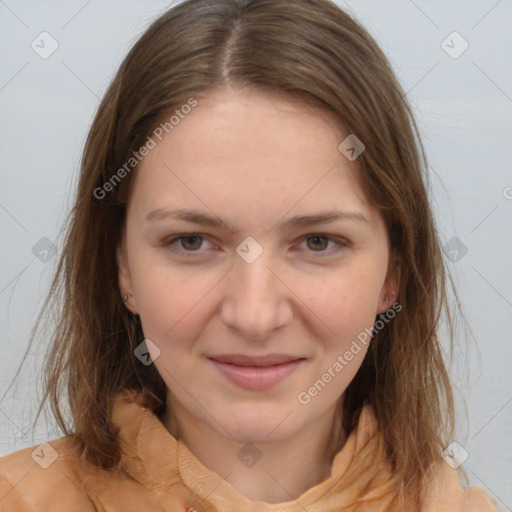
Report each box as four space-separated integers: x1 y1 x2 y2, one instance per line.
0 0 498 510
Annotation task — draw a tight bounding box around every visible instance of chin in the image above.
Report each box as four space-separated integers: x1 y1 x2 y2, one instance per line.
216 404 301 444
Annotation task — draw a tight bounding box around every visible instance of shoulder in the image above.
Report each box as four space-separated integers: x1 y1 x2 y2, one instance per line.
0 435 98 511
421 459 499 512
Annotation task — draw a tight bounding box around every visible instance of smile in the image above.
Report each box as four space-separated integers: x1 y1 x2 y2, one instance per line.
209 355 305 391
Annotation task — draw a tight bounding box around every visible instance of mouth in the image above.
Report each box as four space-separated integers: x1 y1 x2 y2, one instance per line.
208 354 306 390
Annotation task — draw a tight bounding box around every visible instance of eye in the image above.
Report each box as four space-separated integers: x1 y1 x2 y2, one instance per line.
162 234 214 256
297 234 348 256
162 233 349 258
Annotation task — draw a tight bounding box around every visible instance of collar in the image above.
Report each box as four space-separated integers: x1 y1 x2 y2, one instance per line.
111 389 397 511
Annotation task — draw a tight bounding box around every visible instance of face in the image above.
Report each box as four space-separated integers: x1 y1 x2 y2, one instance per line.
117 85 400 444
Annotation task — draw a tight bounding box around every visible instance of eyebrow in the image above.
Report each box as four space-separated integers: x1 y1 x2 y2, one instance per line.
143 208 369 231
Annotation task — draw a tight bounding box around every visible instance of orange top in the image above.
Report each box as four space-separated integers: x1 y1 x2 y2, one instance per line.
0 389 498 511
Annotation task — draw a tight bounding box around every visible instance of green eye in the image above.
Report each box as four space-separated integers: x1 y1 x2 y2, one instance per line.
163 234 212 256
298 234 348 256
162 233 348 258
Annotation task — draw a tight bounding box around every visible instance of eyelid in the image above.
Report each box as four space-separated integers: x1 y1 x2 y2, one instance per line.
162 232 349 257
296 234 349 257
162 233 216 255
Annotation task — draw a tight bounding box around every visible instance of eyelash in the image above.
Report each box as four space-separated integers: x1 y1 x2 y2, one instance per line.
161 233 349 258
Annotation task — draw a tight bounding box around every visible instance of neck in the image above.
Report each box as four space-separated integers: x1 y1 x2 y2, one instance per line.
163 398 346 504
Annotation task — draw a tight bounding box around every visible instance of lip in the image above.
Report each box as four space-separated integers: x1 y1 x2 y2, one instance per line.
209 354 305 390
210 353 303 366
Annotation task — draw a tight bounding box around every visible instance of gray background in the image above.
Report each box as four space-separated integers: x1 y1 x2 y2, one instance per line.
0 0 511 509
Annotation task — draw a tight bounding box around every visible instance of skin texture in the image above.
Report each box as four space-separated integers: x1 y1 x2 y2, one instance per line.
117 85 400 503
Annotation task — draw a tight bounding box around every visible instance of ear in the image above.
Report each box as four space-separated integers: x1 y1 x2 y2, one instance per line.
116 231 139 315
376 250 401 315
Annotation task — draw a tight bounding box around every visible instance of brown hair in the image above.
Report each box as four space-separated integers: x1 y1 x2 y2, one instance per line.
8 0 460 507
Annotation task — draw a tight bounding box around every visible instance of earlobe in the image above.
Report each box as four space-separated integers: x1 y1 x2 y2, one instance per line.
378 252 402 314
116 241 139 315
377 290 395 315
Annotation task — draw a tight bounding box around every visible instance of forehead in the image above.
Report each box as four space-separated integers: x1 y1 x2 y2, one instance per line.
130 87 379 230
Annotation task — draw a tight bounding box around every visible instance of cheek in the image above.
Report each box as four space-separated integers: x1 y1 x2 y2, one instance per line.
296 265 383 338
129 247 221 344
294 270 381 406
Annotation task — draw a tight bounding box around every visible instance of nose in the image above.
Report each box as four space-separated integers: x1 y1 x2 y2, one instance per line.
219 249 293 340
